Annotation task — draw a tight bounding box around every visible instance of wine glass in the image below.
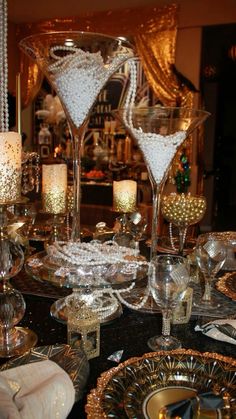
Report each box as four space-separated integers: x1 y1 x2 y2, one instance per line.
148 254 190 351
195 232 227 309
161 193 207 255
112 105 210 260
19 31 135 242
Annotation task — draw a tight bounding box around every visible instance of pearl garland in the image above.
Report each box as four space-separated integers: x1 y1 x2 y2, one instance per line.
47 240 148 268
0 0 9 131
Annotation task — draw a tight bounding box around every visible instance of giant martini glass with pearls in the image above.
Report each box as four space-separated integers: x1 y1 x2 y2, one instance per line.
113 105 210 259
19 32 135 241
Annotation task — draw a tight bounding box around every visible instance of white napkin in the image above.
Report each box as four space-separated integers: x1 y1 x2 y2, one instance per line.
0 360 75 419
195 319 236 345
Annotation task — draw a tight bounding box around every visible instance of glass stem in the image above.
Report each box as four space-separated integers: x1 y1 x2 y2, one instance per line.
150 180 160 260
162 309 171 336
70 121 88 242
202 276 212 302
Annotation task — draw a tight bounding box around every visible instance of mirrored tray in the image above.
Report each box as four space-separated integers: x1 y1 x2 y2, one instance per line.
25 251 148 290
0 344 89 401
216 272 236 301
86 349 236 418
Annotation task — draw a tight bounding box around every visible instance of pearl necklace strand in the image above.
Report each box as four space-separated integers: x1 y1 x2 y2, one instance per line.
123 60 187 185
0 0 9 131
47 240 148 267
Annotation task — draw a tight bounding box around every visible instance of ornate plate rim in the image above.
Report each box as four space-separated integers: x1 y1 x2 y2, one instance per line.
216 272 236 301
85 348 236 418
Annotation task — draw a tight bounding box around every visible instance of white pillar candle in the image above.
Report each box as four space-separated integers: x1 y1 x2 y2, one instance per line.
0 132 22 204
113 180 137 213
42 164 67 214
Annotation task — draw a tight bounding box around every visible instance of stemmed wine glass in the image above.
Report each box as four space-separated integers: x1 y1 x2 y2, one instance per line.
148 254 190 351
19 31 135 242
195 232 227 309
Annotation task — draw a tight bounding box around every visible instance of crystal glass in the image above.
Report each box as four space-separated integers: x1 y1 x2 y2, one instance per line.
148 254 189 351
161 193 207 255
195 232 227 309
112 107 210 259
0 207 37 357
19 31 135 241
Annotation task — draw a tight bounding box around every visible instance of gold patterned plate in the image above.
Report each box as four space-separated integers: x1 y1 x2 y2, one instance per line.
86 349 236 418
216 272 236 301
0 344 89 401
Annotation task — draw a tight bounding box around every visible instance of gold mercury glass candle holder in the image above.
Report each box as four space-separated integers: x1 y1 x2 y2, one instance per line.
161 193 207 255
0 132 22 204
66 293 100 360
113 180 137 248
42 163 68 243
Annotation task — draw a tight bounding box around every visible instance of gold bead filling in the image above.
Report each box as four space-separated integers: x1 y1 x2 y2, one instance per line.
161 193 206 227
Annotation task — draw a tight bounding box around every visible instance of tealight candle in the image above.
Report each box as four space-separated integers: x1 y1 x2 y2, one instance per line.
42 164 67 214
0 132 22 204
113 180 137 213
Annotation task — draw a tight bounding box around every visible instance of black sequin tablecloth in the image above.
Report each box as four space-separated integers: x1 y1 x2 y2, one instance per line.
2 266 234 419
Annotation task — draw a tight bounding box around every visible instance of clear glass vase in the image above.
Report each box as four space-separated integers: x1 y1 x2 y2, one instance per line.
19 31 135 241
112 106 210 260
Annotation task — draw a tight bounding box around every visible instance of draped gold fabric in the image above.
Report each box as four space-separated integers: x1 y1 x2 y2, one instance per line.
19 52 43 108
15 3 194 108
134 5 194 106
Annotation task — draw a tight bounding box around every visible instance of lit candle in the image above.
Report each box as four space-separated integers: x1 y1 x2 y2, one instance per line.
0 132 22 204
42 164 67 214
113 180 137 213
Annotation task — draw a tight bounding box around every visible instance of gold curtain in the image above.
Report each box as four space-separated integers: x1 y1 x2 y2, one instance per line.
134 4 194 106
16 3 193 108
20 52 43 108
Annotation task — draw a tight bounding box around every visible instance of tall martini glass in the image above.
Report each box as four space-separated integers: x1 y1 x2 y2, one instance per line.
112 106 210 259
19 32 135 241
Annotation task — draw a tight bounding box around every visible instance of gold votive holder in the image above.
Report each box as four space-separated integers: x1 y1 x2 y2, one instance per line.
0 132 22 204
113 180 137 213
66 294 100 360
42 164 67 214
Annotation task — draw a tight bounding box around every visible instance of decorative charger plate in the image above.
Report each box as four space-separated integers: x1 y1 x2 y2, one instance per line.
86 349 236 418
216 272 236 301
0 344 89 401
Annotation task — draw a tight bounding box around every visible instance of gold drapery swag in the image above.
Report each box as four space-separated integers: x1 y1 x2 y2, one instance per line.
15 3 194 108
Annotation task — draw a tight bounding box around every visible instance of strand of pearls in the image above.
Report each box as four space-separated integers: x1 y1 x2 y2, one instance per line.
123 59 137 127
123 60 187 185
92 282 151 315
0 0 8 131
169 222 187 252
47 240 148 268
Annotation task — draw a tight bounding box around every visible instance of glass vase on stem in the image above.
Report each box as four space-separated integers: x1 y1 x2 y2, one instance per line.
19 31 135 242
112 106 210 260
